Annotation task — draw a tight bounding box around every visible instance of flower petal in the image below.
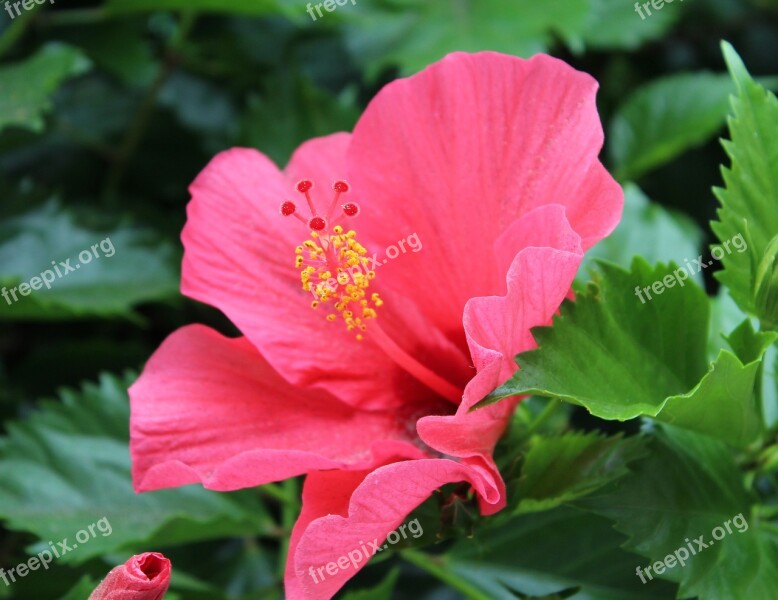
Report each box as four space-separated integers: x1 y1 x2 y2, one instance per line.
417 206 584 509
181 135 433 410
347 51 621 339
288 459 501 600
130 324 424 492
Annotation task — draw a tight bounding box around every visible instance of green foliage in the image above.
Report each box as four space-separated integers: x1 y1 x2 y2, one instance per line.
345 0 589 77
446 508 678 599
0 373 272 564
577 426 778 599
0 202 180 319
0 43 90 133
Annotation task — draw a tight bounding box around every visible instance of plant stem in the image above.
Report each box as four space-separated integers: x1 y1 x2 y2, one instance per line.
277 478 300 579
401 549 492 600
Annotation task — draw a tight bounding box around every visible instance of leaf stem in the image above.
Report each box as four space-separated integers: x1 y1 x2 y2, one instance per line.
400 549 492 600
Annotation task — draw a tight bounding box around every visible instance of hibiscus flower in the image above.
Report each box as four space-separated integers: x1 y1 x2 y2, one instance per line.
129 51 622 599
88 552 171 600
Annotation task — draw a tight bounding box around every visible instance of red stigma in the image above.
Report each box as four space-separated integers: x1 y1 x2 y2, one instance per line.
309 216 327 231
342 203 360 217
297 180 313 193
280 201 296 216
333 180 349 193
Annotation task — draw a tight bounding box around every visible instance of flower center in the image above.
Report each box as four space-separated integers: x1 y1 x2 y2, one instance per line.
280 179 461 405
280 179 381 341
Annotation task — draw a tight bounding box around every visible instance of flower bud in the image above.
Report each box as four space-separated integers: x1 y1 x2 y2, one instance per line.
88 552 171 600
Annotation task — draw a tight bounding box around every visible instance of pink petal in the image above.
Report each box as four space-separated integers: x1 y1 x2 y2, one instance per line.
417 206 584 509
181 135 433 410
88 552 171 600
288 459 501 600
347 51 622 340
130 324 424 492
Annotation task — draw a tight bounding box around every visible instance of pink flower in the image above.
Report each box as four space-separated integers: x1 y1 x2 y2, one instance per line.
129 52 621 599
88 552 171 600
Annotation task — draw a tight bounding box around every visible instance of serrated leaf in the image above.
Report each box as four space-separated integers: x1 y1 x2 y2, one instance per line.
513 432 647 515
610 73 754 181
0 201 179 319
480 261 771 446
446 507 677 599
711 43 778 320
0 373 272 564
479 259 710 421
576 426 778 599
0 43 91 134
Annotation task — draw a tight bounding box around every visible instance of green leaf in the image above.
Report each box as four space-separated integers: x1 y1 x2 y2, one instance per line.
712 43 778 320
576 426 778 599
610 73 748 181
345 0 589 77
481 261 771 446
0 43 91 134
580 183 704 280
513 432 647 515
479 259 710 421
0 201 179 319
0 373 272 563
446 507 678 599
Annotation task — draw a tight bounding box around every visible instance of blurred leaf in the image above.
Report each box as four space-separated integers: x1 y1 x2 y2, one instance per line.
577 426 778 599
513 432 647 514
580 183 704 281
610 73 745 181
0 43 91 134
239 76 359 166
0 201 180 319
0 373 272 563
446 507 677 599
478 259 710 421
576 0 682 50
345 0 588 77
712 43 778 320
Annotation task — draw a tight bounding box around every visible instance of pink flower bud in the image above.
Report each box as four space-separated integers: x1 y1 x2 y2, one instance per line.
88 552 171 600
